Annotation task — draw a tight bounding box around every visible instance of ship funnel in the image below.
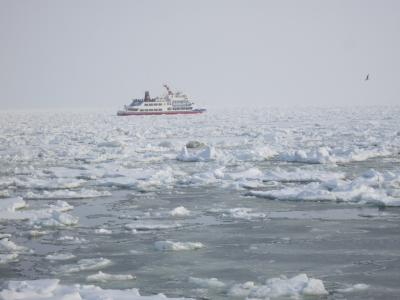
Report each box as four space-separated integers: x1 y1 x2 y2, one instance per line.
144 91 150 101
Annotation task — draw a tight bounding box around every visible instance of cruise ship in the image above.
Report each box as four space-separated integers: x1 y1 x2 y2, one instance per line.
117 85 206 116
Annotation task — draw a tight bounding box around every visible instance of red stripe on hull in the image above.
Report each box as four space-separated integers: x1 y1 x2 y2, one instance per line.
117 111 205 116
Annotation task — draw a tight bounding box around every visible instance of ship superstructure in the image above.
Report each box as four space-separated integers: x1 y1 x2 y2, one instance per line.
117 85 206 116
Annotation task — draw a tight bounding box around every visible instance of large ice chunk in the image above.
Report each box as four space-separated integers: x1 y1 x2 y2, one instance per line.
228 273 328 298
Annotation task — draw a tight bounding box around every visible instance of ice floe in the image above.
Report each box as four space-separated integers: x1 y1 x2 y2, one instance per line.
336 283 369 293
25 189 111 199
0 197 79 227
94 228 112 234
262 167 345 182
0 197 27 219
49 200 73 211
280 146 391 164
27 230 48 237
0 238 30 253
177 146 221 162
169 206 190 217
154 241 204 251
0 190 10 198
57 236 87 244
57 257 112 273
125 222 182 232
221 168 263 181
188 277 225 289
249 169 400 206
0 253 18 264
87 271 135 282
95 167 185 191
0 279 193 300
228 273 328 298
15 177 86 190
45 253 76 261
30 210 79 227
223 207 267 220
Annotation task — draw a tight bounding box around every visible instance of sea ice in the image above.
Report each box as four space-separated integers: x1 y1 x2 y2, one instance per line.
94 228 113 234
0 238 30 253
15 177 86 190
0 279 193 300
27 230 48 237
57 257 112 273
25 189 111 199
280 146 391 164
228 273 328 298
249 169 400 206
0 197 27 215
337 283 369 293
176 146 221 162
262 167 345 182
0 190 10 198
86 271 136 282
188 277 225 289
57 236 87 243
0 197 79 228
154 241 204 251
49 200 73 211
222 168 263 181
45 253 76 261
30 210 79 227
125 222 182 231
169 206 190 217
0 253 18 264
223 207 266 220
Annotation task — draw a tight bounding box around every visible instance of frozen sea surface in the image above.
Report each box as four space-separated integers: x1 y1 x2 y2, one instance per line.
0 107 400 299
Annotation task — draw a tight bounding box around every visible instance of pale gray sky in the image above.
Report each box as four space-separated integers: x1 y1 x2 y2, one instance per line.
0 0 399 109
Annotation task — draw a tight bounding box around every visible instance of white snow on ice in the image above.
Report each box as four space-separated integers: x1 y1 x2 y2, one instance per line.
86 271 135 282
0 279 193 300
154 241 204 251
228 273 328 298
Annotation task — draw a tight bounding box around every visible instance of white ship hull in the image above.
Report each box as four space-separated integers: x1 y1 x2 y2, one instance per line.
117 109 206 116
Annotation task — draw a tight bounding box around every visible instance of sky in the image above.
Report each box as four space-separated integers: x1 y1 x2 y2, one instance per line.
0 0 399 109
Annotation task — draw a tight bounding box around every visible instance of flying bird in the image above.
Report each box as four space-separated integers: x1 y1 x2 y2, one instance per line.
365 74 369 81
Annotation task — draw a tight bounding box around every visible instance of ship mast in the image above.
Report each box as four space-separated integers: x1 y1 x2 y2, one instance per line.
163 84 173 96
